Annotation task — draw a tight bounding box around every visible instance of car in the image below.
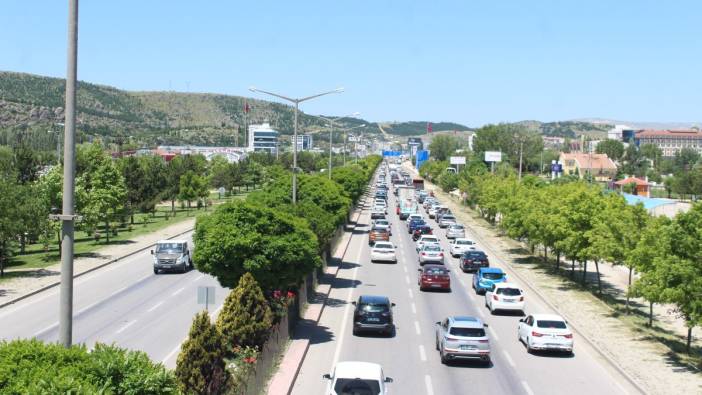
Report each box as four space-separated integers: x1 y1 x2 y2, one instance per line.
368 228 390 245
406 213 423 225
152 240 193 274
352 295 395 336
418 265 451 291
408 219 427 233
323 361 393 395
372 219 392 235
472 267 507 294
445 224 465 239
374 199 387 208
460 250 489 272
449 238 476 257
436 210 453 224
412 224 433 240
416 235 440 252
435 316 491 364
438 214 457 228
370 242 397 263
518 314 573 354
418 243 445 265
427 205 441 218
485 282 525 314
370 207 386 220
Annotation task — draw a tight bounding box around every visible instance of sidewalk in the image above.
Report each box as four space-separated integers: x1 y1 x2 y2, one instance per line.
408 164 701 395
0 218 196 308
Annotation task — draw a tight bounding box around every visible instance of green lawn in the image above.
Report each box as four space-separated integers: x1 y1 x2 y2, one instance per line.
3 192 248 274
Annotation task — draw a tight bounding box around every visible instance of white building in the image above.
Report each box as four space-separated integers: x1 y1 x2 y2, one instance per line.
156 146 246 163
292 134 313 151
248 123 279 154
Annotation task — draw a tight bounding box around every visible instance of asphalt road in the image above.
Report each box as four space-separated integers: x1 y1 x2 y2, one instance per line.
292 180 641 395
0 232 226 368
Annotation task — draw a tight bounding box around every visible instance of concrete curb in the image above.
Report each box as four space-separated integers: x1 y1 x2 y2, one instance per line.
431 185 649 395
0 227 195 310
267 195 367 395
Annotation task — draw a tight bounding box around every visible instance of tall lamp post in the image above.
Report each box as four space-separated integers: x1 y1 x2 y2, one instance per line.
249 87 343 203
341 124 366 165
316 112 360 179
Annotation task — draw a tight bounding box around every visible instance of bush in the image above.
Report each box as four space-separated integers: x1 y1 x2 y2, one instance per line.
217 273 274 351
175 311 228 394
0 339 176 394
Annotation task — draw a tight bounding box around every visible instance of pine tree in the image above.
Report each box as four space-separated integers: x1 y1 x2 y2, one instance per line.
175 311 228 395
216 272 274 351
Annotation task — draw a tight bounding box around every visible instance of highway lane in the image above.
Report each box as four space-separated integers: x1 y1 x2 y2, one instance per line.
0 232 227 368
293 178 638 394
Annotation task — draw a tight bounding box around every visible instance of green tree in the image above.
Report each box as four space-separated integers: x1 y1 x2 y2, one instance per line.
178 171 208 209
640 143 662 169
175 311 228 394
118 156 145 224
76 160 127 243
12 143 41 184
673 148 700 172
216 272 274 350
473 124 543 169
0 178 19 276
595 139 625 162
428 135 463 161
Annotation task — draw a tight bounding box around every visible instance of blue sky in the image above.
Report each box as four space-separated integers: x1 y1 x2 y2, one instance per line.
1 0 700 126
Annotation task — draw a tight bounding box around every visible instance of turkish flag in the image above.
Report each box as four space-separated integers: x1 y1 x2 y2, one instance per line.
244 102 250 113
427 122 433 133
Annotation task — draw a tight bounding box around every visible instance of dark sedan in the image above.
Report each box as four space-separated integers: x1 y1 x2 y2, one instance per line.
460 250 490 272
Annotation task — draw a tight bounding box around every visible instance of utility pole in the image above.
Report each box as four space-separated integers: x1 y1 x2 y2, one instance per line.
518 138 524 181
59 0 79 348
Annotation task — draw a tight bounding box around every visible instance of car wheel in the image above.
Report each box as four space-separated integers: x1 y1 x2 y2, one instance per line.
526 338 533 354
153 268 159 275
353 327 359 336
440 348 448 364
435 337 440 350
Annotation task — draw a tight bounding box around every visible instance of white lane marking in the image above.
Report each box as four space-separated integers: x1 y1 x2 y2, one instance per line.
191 274 204 283
331 235 364 366
419 345 427 361
208 304 224 320
115 319 136 334
502 350 516 368
147 301 164 312
414 321 421 335
404 275 410 284
408 288 414 299
171 287 185 296
521 381 534 395
162 340 184 364
403 265 408 273
476 306 485 318
488 326 500 341
459 278 466 287
411 302 417 314
424 375 435 395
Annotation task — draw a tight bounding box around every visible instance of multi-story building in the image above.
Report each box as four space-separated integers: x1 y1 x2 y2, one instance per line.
634 129 702 157
248 123 278 154
559 152 617 182
292 134 313 151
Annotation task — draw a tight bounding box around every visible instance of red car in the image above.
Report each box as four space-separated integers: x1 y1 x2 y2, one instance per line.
418 265 451 291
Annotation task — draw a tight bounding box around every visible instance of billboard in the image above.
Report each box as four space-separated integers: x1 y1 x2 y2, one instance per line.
484 151 502 162
450 156 466 165
415 150 429 169
382 150 402 157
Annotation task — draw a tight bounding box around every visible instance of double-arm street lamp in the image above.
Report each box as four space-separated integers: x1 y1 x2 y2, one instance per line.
341 124 367 165
315 112 360 179
249 87 343 203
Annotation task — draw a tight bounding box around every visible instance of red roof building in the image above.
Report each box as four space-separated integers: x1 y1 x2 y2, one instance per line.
635 129 702 157
614 177 650 197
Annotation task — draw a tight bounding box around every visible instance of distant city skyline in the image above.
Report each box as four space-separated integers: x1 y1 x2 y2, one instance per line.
1 1 700 127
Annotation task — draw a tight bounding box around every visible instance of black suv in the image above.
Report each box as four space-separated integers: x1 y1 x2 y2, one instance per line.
460 251 489 272
352 295 395 336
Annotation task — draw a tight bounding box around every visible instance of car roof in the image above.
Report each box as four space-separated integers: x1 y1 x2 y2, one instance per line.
449 316 484 328
480 267 504 274
373 242 394 248
334 361 383 380
531 313 566 322
359 295 390 304
158 240 186 244
454 238 473 242
494 282 520 289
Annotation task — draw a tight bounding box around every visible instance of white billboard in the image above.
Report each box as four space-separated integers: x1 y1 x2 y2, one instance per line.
484 151 502 162
449 156 466 165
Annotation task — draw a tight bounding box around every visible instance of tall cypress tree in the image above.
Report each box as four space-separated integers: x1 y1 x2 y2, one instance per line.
175 311 228 394
217 272 274 351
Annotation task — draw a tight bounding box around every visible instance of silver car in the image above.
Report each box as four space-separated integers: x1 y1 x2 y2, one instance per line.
445 224 465 239
435 316 491 364
418 244 444 265
438 214 457 228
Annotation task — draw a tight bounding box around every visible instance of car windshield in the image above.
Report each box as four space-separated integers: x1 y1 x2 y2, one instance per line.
374 243 393 249
536 320 567 329
443 215 455 220
482 272 504 280
449 327 486 337
156 243 182 253
424 245 441 252
375 221 388 226
333 378 381 395
456 240 473 245
360 303 389 313
422 238 438 243
496 288 521 296
465 252 486 258
449 225 463 230
425 267 448 275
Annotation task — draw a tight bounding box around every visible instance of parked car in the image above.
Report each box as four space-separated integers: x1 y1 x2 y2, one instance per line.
323 361 393 395
370 242 397 263
372 219 392 235
416 235 440 252
472 267 507 294
460 250 489 272
418 265 451 291
418 244 445 265
445 223 465 239
368 228 390 245
485 282 525 314
352 295 395 336
449 238 476 257
435 316 491 364
518 314 573 354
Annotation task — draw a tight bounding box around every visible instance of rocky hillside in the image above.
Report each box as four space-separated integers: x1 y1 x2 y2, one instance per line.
514 120 611 138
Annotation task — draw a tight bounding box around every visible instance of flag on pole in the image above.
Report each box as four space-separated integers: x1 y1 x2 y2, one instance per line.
244 102 250 113
427 122 433 134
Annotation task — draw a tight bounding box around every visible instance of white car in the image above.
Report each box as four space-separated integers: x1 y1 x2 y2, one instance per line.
438 214 457 228
374 199 387 208
416 235 440 252
445 224 465 239
370 241 397 263
485 282 525 314
518 314 574 354
418 243 445 265
373 204 387 214
372 219 392 235
449 238 476 257
323 361 393 395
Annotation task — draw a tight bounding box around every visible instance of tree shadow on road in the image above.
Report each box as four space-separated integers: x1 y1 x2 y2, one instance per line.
292 319 335 345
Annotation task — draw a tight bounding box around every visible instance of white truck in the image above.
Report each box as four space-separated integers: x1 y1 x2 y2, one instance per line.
151 240 193 274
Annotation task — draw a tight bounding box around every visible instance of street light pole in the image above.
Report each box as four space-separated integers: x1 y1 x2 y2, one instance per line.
249 87 343 203
316 112 360 179
59 0 79 348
